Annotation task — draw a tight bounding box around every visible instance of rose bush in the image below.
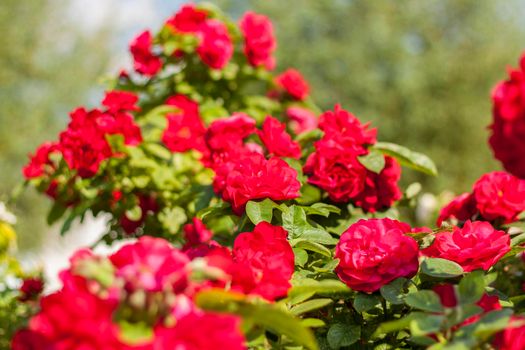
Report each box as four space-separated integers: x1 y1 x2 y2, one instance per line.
7 3 525 349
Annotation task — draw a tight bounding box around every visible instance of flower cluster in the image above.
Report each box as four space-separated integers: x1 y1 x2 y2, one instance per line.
304 105 402 212
437 171 525 225
489 52 525 178
12 223 294 349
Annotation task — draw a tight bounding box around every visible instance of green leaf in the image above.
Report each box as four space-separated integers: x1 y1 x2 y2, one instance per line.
290 298 333 316
409 314 445 336
294 248 308 267
282 205 308 239
47 202 67 225
358 150 386 174
404 290 444 313
303 203 341 217
327 323 360 349
301 318 326 328
405 182 422 199
373 312 423 337
158 207 187 234
143 143 172 160
289 279 351 299
246 199 277 225
373 142 438 176
421 258 464 278
380 278 408 305
117 321 153 345
125 205 142 221
196 289 319 350
292 240 332 258
296 184 322 205
458 271 485 305
353 293 381 313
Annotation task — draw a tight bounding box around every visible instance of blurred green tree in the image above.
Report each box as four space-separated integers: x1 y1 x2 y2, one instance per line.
218 0 525 192
0 0 110 251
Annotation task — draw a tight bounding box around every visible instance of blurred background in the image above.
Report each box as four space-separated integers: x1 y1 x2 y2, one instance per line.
1 0 524 259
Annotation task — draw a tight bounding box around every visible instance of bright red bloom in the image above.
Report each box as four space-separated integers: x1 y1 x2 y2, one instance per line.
335 218 419 292
102 90 140 113
206 113 256 153
437 193 477 226
214 153 301 214
422 220 510 272
257 116 301 159
493 316 525 350
154 309 245 350
197 19 233 69
319 104 377 151
489 53 525 178
165 4 208 33
129 30 162 76
162 95 207 154
22 142 58 179
231 222 294 300
183 217 213 249
275 69 310 100
473 171 525 223
239 12 276 70
353 156 402 213
110 236 190 293
286 107 318 134
304 141 367 202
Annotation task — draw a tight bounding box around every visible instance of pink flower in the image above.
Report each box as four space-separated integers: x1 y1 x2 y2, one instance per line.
473 171 525 223
437 193 477 226
493 316 525 350
422 220 510 272
286 107 318 134
197 19 233 69
129 30 162 76
275 69 310 100
231 222 295 300
109 236 190 293
335 218 419 292
239 12 276 70
214 153 301 214
257 116 301 159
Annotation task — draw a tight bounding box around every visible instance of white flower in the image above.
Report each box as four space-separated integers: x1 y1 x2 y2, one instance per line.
0 202 17 225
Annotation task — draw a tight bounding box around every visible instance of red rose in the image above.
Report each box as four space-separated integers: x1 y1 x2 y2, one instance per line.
183 217 213 249
165 4 208 33
319 104 377 151
231 222 295 300
110 236 189 293
286 107 318 134
257 116 301 159
275 69 310 100
352 156 402 213
473 171 525 223
422 220 510 272
154 309 245 350
214 153 300 214
489 52 525 178
239 12 276 70
493 316 525 350
22 142 58 179
335 218 419 292
197 19 233 69
304 140 367 202
162 95 207 154
437 192 477 226
129 30 162 76
206 113 256 154
101 90 140 113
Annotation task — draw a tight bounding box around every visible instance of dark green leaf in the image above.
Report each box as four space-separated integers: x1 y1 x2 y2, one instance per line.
458 271 485 305
353 293 381 313
421 258 464 278
358 150 386 174
409 314 445 336
380 278 408 305
327 323 360 349
47 202 67 225
373 142 438 176
404 290 444 313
